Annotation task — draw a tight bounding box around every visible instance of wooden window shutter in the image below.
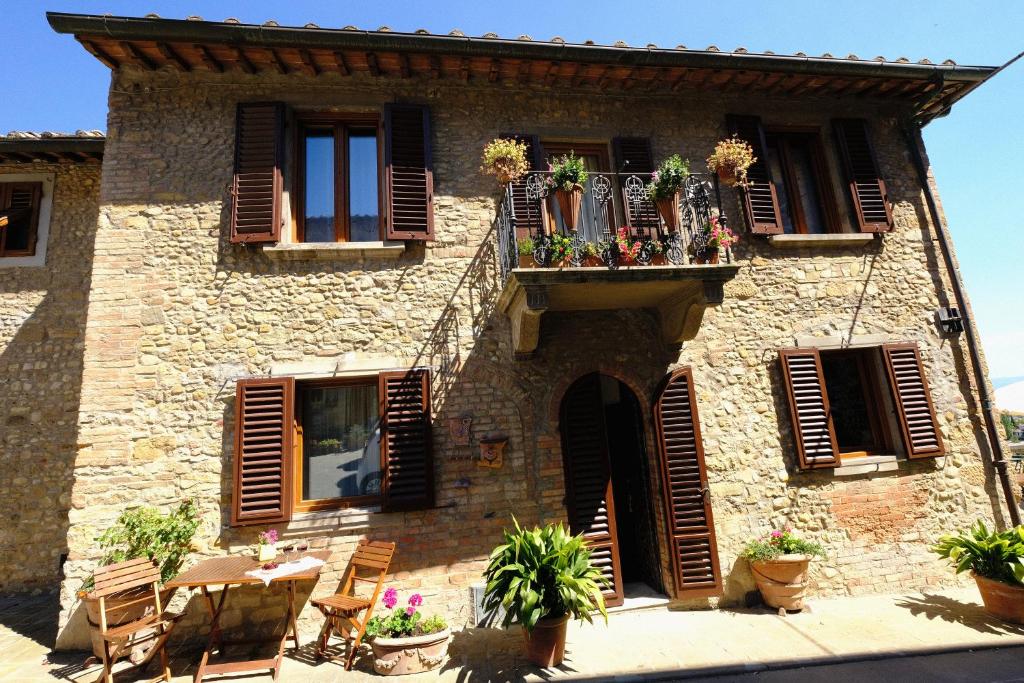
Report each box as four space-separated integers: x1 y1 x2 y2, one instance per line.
501 133 544 237
231 102 285 244
0 182 42 255
882 343 944 458
779 349 841 469
612 137 660 230
380 369 434 511
232 377 294 526
385 104 434 241
726 115 783 235
653 368 722 598
833 119 893 233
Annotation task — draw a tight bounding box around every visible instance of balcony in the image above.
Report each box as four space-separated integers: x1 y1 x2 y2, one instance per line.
494 172 739 357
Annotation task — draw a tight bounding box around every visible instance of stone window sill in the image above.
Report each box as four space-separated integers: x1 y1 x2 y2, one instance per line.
833 454 901 477
768 233 876 249
287 506 381 531
262 241 405 260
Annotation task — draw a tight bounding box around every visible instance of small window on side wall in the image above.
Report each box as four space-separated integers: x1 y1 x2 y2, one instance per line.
0 182 42 257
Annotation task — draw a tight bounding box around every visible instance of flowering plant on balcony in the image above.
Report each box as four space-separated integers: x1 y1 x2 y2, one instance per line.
614 227 643 264
740 528 825 562
365 588 448 638
550 231 575 263
707 135 756 187
481 138 530 185
545 152 589 192
647 155 690 200
701 216 738 250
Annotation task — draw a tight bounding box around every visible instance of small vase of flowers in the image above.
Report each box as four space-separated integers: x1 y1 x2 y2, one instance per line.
706 135 756 187
695 216 737 264
366 588 450 675
256 529 278 562
647 155 689 232
546 153 589 232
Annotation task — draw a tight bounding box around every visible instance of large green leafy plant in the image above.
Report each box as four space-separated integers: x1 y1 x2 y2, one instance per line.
933 521 1024 587
85 500 200 590
482 519 608 631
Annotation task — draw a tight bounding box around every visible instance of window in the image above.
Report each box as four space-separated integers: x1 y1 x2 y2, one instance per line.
0 182 42 257
297 114 382 243
295 379 382 511
819 349 890 458
763 131 838 234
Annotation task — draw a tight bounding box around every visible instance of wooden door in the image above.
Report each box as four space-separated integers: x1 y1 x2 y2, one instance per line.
653 368 722 597
560 373 624 607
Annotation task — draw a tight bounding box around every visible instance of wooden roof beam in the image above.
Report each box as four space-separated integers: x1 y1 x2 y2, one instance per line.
195 44 224 73
459 56 470 81
488 58 500 83
298 49 320 76
621 67 639 91
231 46 256 74
571 63 590 87
331 51 350 76
2 152 35 163
121 41 157 70
596 65 615 90
428 54 441 79
517 59 532 85
399 53 412 78
669 68 693 91
78 38 120 69
156 42 192 71
366 52 381 77
544 61 561 87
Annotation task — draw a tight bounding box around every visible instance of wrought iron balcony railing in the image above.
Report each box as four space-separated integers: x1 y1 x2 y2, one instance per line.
495 171 731 283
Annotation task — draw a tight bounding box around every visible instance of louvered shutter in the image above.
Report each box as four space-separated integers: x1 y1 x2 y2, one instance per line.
833 119 893 233
726 115 783 235
560 374 624 607
779 349 841 469
653 368 722 598
385 104 434 241
0 182 42 254
882 343 944 458
231 377 294 526
501 133 544 239
612 137 660 230
230 102 285 244
380 369 434 511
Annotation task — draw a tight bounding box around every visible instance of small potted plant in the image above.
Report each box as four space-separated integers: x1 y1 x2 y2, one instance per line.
933 521 1024 624
256 529 278 562
366 588 450 675
545 153 589 232
647 155 689 232
481 137 530 186
694 216 738 264
614 226 642 265
550 232 575 268
706 135 756 187
581 241 602 267
482 519 608 668
79 500 200 662
741 528 825 614
517 236 539 268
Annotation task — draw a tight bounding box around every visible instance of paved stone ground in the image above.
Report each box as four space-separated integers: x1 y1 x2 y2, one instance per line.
3 587 1024 682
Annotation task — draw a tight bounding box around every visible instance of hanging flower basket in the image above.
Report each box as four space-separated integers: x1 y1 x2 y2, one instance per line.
716 165 737 186
655 194 680 232
554 186 584 231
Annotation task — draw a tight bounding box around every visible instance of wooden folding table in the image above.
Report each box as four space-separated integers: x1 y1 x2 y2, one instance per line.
166 551 331 682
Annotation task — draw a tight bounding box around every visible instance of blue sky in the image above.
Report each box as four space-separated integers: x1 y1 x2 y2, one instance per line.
3 1 1022 377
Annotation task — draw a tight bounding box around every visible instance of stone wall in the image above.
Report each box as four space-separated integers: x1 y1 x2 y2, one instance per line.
55 66 1012 646
0 161 101 592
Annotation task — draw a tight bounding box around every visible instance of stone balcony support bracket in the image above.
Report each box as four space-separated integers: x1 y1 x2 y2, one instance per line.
498 265 739 358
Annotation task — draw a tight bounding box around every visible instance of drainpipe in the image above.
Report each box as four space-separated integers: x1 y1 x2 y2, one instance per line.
902 122 1022 527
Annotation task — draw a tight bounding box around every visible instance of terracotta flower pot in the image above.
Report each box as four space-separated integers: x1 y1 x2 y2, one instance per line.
518 254 540 268
716 165 738 186
554 187 584 231
582 255 603 267
973 572 1024 624
523 614 569 668
750 554 811 612
85 586 177 662
651 254 669 266
371 628 451 675
694 248 720 264
655 195 680 232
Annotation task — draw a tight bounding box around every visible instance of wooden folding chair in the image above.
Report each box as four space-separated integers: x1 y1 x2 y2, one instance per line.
312 540 396 670
86 557 182 683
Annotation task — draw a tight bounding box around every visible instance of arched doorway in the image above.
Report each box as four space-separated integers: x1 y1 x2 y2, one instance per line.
559 373 664 607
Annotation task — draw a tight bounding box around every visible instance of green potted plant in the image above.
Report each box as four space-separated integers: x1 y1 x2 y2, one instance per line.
366 588 450 675
481 138 530 186
647 155 689 232
549 232 575 268
695 216 738 264
545 153 589 232
482 519 608 668
79 500 200 661
706 135 756 187
517 236 538 268
581 240 602 267
741 527 824 614
933 521 1024 624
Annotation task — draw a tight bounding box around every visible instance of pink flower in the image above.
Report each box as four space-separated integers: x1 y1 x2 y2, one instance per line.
408 593 423 607
382 587 398 610
406 606 416 616
259 529 278 545
771 530 783 539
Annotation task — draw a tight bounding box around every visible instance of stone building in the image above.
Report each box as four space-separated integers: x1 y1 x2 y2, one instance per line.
1 11 1019 648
